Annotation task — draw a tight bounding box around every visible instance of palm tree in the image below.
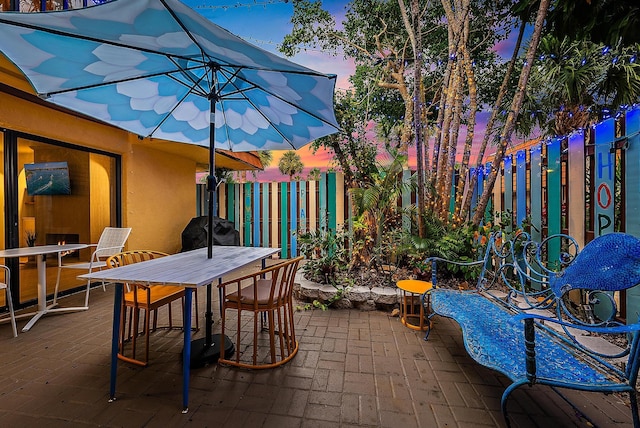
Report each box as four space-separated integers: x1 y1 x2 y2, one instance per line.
258 151 273 168
349 154 415 267
278 151 304 181
249 150 273 179
519 35 640 137
307 167 322 181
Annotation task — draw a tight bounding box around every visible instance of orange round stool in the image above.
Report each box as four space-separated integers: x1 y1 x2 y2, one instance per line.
396 279 432 331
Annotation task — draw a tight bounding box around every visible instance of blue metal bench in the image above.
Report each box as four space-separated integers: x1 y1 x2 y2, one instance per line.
424 232 640 427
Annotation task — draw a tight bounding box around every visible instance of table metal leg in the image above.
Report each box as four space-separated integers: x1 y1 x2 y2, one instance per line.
36 254 47 312
22 253 89 332
109 283 123 402
182 288 192 413
21 254 48 332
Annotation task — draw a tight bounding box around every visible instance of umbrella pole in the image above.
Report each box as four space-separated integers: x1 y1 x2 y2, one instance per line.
189 95 234 368
205 97 216 346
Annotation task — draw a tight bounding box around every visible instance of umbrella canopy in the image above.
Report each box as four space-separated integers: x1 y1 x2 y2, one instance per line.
0 0 340 258
0 0 339 151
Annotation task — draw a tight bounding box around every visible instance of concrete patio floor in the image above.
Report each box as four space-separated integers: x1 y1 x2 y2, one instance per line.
0 263 635 427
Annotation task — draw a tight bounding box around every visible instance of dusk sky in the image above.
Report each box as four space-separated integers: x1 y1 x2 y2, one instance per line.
186 0 528 182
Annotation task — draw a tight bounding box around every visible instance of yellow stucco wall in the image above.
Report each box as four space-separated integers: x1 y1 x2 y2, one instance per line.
123 145 196 253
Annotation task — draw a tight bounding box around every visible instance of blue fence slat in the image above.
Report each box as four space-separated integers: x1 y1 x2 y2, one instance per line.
516 150 527 228
530 145 542 242
290 181 297 256
547 138 561 262
483 163 492 224
503 156 513 232
280 182 288 258
470 167 478 214
594 119 616 237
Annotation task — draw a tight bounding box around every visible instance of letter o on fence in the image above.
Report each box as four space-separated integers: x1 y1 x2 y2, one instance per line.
597 183 612 209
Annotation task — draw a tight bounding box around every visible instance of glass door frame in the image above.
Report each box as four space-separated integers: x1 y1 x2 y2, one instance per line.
3 128 122 310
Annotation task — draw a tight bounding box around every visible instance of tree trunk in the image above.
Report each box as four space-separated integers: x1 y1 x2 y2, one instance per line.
453 45 479 224
434 63 458 217
459 19 527 222
471 0 552 225
441 64 463 220
398 0 426 236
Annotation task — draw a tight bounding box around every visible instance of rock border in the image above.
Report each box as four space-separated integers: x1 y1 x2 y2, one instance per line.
293 271 402 311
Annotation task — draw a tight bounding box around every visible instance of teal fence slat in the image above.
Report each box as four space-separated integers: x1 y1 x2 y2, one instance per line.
625 123 640 324
328 172 337 231
234 183 241 241
243 183 251 246
253 182 260 247
625 108 640 237
628 107 640 136
627 132 640 237
403 170 411 230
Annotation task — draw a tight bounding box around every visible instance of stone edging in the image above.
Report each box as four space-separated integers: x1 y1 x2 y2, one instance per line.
293 271 402 310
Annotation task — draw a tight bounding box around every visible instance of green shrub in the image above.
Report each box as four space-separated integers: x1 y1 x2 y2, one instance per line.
297 227 348 285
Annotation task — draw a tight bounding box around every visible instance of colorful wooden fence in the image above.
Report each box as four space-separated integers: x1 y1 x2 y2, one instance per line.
199 107 640 251
467 106 640 322
472 107 640 245
205 107 640 251
200 106 640 320
200 173 346 258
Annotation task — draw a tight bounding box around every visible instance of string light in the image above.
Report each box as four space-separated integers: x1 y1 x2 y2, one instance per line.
534 46 639 67
196 0 290 10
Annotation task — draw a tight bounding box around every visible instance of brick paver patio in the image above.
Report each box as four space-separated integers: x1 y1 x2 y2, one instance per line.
0 263 634 427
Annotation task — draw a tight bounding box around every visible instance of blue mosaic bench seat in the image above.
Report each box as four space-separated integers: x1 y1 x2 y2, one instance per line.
425 232 640 427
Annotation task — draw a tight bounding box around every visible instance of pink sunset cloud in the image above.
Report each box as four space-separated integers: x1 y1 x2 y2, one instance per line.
248 112 498 183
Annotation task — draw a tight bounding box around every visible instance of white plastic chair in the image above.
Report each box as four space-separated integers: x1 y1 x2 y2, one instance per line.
54 227 131 308
0 265 17 337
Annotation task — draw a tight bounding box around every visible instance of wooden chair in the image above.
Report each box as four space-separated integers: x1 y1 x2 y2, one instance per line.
0 265 17 337
106 250 198 366
218 256 303 369
54 227 131 308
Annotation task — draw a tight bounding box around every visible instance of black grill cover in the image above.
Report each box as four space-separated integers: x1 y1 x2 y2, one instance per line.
180 216 240 252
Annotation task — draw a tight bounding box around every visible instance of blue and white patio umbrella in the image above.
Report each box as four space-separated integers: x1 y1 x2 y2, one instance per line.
0 0 340 257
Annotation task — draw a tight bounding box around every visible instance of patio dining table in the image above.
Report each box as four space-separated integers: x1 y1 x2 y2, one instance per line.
79 245 280 412
0 243 89 332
